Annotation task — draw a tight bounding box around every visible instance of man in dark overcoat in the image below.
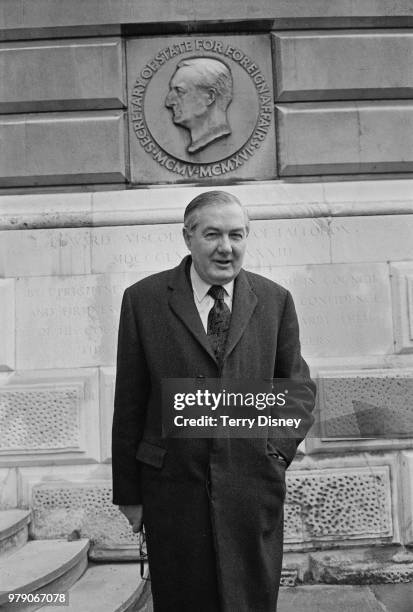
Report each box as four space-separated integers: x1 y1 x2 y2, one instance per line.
112 190 316 612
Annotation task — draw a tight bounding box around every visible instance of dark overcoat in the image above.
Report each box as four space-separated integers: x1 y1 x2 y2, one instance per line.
112 255 315 612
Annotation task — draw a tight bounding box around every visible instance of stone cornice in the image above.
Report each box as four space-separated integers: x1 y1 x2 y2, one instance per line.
1 179 412 230
1 1 413 41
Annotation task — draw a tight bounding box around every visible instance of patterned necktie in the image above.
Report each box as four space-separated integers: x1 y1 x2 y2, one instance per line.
207 285 231 366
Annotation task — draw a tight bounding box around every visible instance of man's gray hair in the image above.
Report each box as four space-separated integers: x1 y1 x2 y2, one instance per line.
184 190 249 233
176 57 233 111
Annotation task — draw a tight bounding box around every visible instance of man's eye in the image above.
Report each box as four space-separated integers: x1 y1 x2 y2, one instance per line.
230 234 243 240
205 232 218 238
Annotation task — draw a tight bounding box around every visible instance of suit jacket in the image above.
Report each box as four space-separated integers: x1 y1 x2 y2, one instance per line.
112 255 315 612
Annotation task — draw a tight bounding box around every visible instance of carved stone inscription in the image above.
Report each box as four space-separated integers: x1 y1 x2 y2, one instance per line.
0 228 92 277
127 35 276 183
266 263 393 357
91 225 187 273
91 218 330 274
16 274 140 369
245 218 331 267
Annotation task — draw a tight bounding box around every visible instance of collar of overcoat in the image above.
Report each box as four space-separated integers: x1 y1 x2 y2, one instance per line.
167 255 258 366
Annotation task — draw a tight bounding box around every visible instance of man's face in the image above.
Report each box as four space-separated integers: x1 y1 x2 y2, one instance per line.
165 66 212 128
183 202 248 285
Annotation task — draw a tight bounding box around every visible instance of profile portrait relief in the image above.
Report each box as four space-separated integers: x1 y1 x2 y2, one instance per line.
165 57 233 154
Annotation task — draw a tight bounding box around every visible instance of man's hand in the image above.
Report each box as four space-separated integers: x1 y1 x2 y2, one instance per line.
119 504 143 533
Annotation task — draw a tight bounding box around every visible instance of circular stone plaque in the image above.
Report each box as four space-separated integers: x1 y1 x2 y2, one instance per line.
130 38 273 178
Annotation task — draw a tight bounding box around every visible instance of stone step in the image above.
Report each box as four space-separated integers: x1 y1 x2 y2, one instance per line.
0 509 31 556
41 563 149 612
0 538 89 612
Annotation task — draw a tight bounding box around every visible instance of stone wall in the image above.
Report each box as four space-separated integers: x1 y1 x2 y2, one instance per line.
0 0 412 570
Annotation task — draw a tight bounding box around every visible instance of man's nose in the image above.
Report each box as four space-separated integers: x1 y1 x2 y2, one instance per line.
217 235 232 253
165 91 175 106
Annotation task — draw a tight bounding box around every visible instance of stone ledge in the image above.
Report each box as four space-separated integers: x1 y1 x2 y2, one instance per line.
0 179 412 230
1 1 413 41
310 547 413 584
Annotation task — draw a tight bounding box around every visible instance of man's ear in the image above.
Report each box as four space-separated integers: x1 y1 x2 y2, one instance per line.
206 88 216 106
183 227 191 250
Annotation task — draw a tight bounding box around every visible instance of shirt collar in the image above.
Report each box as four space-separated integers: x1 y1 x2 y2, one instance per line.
190 263 234 303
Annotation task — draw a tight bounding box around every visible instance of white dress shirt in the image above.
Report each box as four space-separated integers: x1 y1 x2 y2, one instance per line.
190 263 233 333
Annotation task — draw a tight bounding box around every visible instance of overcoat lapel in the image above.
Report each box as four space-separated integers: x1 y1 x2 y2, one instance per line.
224 268 257 360
168 257 258 366
168 256 217 363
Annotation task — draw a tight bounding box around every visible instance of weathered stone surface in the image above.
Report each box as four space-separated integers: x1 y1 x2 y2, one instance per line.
18 464 111 503
20 464 393 547
0 111 128 187
307 429 413 456
277 585 386 612
390 263 413 354
277 101 413 176
265 263 393 358
0 192 93 231
315 368 413 439
0 468 17 508
30 481 138 548
306 362 413 454
371 582 413 612
400 451 413 545
282 551 310 583
0 369 100 465
0 280 14 371
1 0 412 39
127 35 276 183
331 215 413 263
273 31 413 101
0 227 92 277
15 274 141 369
284 466 392 545
99 367 115 463
310 547 413 584
0 38 125 113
